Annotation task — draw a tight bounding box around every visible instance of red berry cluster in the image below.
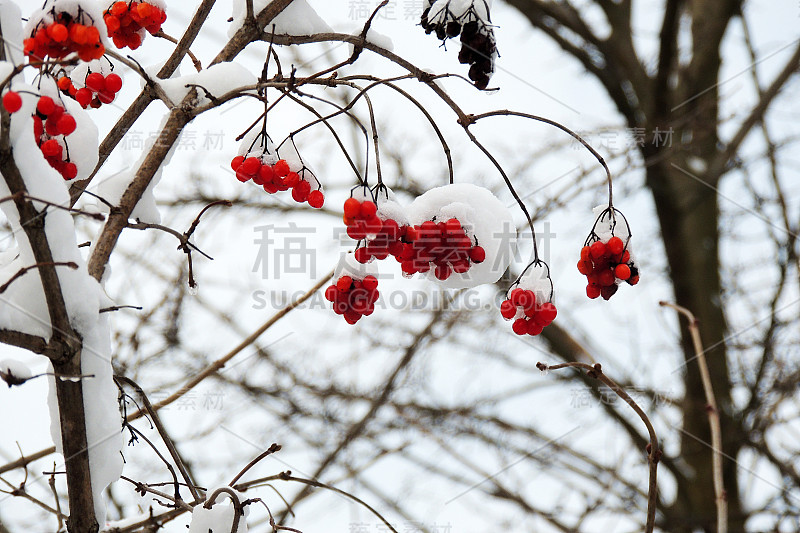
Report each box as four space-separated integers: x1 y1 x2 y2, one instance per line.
324 274 379 324
2 92 22 114
397 218 485 281
500 287 558 336
578 236 639 300
229 155 324 208
104 1 166 50
24 15 104 63
58 71 122 108
33 96 78 180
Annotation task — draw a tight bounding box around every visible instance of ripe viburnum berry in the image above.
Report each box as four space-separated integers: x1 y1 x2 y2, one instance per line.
2 91 22 113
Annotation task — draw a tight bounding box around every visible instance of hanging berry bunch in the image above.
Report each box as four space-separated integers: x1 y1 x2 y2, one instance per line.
345 185 410 264
57 58 122 109
104 0 167 50
578 206 640 300
420 0 497 89
500 261 558 337
32 94 79 180
23 2 106 63
324 255 380 325
230 131 325 209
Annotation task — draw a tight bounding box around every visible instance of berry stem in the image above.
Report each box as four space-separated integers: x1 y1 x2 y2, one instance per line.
461 126 540 259
469 110 614 208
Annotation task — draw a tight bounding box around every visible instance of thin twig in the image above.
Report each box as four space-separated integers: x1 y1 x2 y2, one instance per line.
537 361 660 533
115 376 202 502
0 262 78 294
234 471 397 533
153 30 202 71
659 301 726 533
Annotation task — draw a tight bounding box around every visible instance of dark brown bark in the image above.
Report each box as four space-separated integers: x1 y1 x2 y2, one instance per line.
506 0 750 530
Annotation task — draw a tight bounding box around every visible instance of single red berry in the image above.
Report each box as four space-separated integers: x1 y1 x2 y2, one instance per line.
336 276 352 292
362 275 378 291
434 263 451 280
62 162 78 180
57 77 72 91
526 319 544 336
359 201 377 218
354 247 370 264
105 73 123 93
57 114 76 135
2 91 22 113
97 90 115 104
627 274 640 286
40 139 62 157
614 264 631 281
241 157 261 176
538 302 557 325
468 246 485 263
577 260 593 276
325 285 338 302
273 159 290 177
284 171 300 188
36 96 56 116
607 236 624 255
308 190 324 208
75 88 93 108
104 15 121 32
47 23 69 43
258 164 274 184
500 300 516 320
230 155 244 171
512 318 527 336
509 287 524 306
86 72 106 92
586 284 601 299
590 241 606 260
343 198 361 219
580 246 591 261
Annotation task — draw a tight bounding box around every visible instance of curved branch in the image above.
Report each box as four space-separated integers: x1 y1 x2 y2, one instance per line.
537 361 660 533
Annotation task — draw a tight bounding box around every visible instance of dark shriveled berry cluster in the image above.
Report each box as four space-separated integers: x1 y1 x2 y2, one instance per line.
420 1 497 89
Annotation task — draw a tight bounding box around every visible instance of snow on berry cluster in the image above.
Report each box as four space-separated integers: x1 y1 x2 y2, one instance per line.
421 0 497 89
329 183 516 324
500 261 557 336
104 0 167 50
23 2 106 63
57 59 123 108
325 255 380 325
578 206 640 300
397 218 486 280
